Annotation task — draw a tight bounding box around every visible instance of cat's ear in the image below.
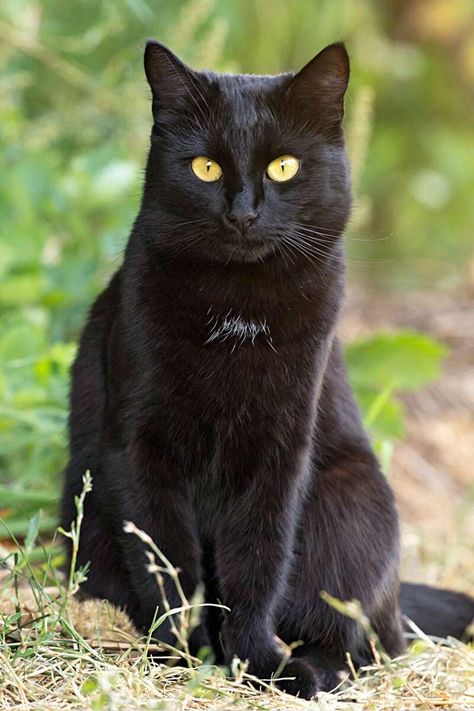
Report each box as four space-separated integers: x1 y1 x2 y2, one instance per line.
286 43 349 129
144 40 202 115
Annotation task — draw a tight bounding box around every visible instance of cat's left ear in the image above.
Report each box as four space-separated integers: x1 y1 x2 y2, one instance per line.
144 40 203 118
286 43 349 128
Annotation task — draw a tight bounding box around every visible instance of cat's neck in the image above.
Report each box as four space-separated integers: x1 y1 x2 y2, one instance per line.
123 240 345 350
154 248 341 306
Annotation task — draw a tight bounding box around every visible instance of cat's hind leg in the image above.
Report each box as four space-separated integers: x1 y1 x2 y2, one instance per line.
277 447 405 687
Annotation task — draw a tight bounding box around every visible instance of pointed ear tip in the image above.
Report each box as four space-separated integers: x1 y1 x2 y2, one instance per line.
317 42 350 81
144 39 166 57
144 40 179 83
144 41 166 84
323 42 349 64
144 40 157 67
325 40 348 52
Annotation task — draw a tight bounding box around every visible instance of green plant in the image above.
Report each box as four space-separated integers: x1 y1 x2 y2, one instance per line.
345 330 447 469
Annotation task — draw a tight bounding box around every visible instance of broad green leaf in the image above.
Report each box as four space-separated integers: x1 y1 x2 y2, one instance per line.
345 331 447 392
353 386 405 441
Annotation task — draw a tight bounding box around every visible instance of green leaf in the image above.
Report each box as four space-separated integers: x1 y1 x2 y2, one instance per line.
345 330 447 392
0 274 46 306
81 676 100 695
353 386 405 440
91 693 111 710
24 511 42 551
409 639 429 655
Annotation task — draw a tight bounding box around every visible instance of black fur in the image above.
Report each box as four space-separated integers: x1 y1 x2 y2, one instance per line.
61 42 474 699
400 583 473 640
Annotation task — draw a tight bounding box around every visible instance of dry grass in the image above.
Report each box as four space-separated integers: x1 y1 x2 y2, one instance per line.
0 581 473 711
2 644 473 710
1 517 473 711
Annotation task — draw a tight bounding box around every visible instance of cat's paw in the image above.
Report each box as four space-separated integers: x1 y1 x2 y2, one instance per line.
272 658 320 699
314 666 346 692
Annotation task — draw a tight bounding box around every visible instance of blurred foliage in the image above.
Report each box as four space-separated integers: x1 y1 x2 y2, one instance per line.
0 0 465 537
346 330 446 442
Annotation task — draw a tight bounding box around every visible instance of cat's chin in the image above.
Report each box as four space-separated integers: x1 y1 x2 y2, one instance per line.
215 239 277 264
227 245 276 263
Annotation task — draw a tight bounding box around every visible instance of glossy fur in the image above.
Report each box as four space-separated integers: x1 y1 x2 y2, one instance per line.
62 42 474 698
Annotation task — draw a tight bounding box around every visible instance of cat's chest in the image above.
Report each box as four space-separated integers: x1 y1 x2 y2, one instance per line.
156 303 319 424
204 308 276 352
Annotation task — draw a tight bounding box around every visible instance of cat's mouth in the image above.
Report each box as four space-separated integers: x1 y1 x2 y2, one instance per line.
220 232 276 263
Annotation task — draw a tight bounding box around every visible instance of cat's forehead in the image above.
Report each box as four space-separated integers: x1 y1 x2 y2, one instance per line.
206 71 291 130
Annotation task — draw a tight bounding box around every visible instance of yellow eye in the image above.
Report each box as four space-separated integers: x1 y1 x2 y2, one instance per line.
191 156 222 182
266 155 299 182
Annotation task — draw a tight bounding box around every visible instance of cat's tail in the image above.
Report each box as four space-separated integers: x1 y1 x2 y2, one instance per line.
399 582 474 640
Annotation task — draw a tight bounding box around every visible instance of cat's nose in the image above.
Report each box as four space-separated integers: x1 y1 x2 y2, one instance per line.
226 211 259 232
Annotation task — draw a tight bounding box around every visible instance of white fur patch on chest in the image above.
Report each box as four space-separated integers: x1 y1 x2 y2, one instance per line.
205 309 276 351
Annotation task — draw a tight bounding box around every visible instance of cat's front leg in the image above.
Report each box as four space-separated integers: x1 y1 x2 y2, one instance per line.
213 448 321 699
98 440 202 650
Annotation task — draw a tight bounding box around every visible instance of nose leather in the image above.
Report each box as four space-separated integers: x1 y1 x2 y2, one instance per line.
227 211 258 231
227 185 259 231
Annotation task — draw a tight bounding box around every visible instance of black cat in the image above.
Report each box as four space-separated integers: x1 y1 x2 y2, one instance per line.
61 41 474 699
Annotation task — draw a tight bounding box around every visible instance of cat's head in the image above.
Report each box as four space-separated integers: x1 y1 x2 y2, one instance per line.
141 41 351 265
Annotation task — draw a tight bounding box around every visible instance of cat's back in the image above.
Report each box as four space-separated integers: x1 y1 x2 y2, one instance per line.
68 269 122 449
62 268 122 528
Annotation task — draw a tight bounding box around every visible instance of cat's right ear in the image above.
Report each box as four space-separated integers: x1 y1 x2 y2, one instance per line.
144 40 200 114
286 43 349 133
